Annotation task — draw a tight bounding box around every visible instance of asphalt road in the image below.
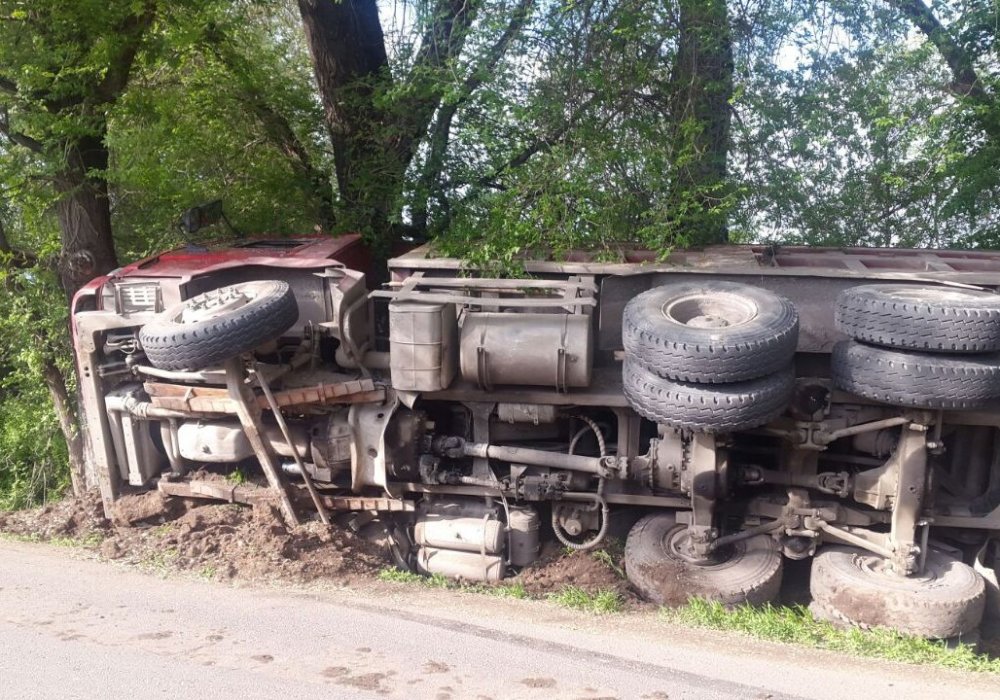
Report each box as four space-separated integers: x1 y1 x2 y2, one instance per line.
0 540 997 700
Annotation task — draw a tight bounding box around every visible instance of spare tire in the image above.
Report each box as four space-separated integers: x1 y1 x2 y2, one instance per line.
831 340 1000 410
622 281 798 384
836 284 1000 353
622 356 793 433
139 280 298 371
810 546 985 639
625 514 783 607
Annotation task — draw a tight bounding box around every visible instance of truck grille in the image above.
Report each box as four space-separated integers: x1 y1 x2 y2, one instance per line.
117 283 161 314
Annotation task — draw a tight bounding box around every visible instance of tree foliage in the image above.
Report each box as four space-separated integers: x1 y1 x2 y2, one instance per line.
3 0 1000 506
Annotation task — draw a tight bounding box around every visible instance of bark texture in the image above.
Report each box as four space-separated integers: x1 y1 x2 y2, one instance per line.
54 134 120 299
667 0 734 246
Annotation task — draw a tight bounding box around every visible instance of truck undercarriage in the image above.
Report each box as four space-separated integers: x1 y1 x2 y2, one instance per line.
72 240 1000 639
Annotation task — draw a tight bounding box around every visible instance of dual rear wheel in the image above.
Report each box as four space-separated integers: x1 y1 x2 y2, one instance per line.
622 282 993 638
624 514 986 639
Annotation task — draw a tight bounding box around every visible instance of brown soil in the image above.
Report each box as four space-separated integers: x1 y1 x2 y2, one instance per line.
0 490 388 586
512 541 635 600
0 494 110 541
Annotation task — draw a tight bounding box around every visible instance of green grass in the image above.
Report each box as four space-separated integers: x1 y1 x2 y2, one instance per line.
591 548 625 579
377 567 529 599
0 530 103 548
378 567 426 584
197 565 217 581
549 585 623 614
665 598 1000 673
140 546 179 576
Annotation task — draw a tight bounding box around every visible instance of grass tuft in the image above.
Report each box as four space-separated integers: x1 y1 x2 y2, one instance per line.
378 567 529 599
0 530 103 548
664 598 1000 674
550 585 623 614
591 548 625 579
377 567 426 584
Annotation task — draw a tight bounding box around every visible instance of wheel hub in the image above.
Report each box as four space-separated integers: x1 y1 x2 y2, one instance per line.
662 293 759 330
181 286 252 323
854 551 935 583
665 527 728 566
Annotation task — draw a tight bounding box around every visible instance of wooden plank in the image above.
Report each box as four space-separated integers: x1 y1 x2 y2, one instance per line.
158 479 271 505
224 358 300 526
144 379 384 414
319 496 415 512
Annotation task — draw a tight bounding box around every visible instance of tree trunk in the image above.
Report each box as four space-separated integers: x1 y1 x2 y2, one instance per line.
40 357 88 496
54 134 119 300
297 0 478 258
297 0 397 256
667 0 734 246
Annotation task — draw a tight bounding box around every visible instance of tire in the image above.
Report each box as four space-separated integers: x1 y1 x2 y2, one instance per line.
810 546 986 639
623 281 798 383
623 356 793 433
831 340 1000 410
139 280 298 371
836 284 1000 354
625 514 782 607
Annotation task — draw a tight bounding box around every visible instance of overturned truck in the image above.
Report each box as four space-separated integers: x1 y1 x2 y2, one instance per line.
72 237 1000 638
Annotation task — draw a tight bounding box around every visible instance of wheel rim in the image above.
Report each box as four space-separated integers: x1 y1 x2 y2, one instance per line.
661 293 758 329
849 550 939 588
661 525 738 568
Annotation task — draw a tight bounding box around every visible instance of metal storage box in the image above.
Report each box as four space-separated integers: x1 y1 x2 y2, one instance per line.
389 300 458 391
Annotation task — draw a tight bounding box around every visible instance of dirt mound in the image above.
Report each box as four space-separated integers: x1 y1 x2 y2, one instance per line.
514 542 632 598
115 499 387 583
0 491 109 540
2 490 389 586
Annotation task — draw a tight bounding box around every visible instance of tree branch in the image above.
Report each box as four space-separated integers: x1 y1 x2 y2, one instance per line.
393 0 481 163
40 354 88 496
0 219 40 274
410 0 480 76
94 2 157 104
415 0 535 229
473 93 599 189
201 25 336 230
888 0 991 105
475 123 572 189
0 107 43 153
